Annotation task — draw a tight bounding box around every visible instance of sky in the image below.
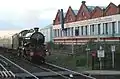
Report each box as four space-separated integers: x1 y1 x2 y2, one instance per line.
0 0 120 37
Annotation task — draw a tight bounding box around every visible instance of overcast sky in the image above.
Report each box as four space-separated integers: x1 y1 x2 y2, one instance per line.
0 0 120 30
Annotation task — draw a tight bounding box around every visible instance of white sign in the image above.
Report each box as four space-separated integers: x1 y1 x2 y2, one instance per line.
111 46 115 52
97 50 105 58
86 48 90 51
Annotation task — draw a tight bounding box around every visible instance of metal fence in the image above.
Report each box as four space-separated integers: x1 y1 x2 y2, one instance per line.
47 41 120 70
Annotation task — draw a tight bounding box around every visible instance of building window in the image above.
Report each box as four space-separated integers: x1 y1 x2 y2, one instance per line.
82 12 85 16
112 22 115 34
105 23 108 34
90 25 94 35
68 28 70 36
60 30 62 37
103 24 105 34
71 27 73 36
58 29 59 37
81 26 83 35
54 29 57 37
118 21 120 34
85 26 88 35
64 30 67 36
98 24 100 35
92 25 94 33
56 29 58 37
66 28 70 37
75 27 79 36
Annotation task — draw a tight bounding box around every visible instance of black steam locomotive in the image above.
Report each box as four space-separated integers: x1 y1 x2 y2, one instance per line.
12 28 48 63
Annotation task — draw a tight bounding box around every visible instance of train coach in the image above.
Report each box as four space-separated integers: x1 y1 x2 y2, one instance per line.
11 27 49 63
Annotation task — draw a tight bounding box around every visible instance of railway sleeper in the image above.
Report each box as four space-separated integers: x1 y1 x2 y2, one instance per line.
0 59 8 66
0 70 15 78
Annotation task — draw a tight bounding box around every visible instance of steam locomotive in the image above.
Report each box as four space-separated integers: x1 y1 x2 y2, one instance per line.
12 27 48 63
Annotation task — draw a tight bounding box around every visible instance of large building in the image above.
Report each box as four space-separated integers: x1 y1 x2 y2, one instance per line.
40 24 53 43
53 1 120 44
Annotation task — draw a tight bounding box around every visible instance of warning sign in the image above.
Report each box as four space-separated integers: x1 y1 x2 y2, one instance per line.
111 45 115 52
97 50 105 58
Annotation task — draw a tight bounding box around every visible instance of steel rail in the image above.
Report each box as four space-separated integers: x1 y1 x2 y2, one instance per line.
39 65 72 79
46 62 96 79
0 54 39 79
22 58 72 79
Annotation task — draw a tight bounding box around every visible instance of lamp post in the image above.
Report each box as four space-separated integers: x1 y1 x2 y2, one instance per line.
111 45 115 68
71 27 74 54
86 45 90 68
71 35 74 55
97 46 104 70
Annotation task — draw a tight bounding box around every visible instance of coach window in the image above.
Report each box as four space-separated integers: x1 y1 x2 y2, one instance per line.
75 27 79 36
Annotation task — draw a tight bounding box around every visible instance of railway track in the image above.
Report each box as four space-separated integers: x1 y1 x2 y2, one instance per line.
0 48 96 79
23 59 73 79
22 57 96 79
0 54 39 79
0 53 73 79
0 50 73 79
0 63 15 79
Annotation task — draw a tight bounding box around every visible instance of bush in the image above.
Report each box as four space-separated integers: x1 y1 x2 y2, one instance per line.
76 57 86 66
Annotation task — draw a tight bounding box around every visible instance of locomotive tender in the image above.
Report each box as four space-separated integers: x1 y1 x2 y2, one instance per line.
12 27 47 63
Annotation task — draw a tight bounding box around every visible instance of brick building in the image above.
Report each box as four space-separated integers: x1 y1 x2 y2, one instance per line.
53 1 120 44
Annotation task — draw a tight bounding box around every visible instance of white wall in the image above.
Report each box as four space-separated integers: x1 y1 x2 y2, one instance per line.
53 14 120 38
40 25 53 43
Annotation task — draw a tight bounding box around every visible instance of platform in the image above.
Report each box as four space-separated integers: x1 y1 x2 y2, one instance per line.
83 70 120 75
15 71 77 77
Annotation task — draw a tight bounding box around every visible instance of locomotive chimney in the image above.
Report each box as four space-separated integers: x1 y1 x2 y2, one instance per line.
34 27 39 32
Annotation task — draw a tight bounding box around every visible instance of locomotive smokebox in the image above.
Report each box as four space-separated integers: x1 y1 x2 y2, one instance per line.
34 27 39 32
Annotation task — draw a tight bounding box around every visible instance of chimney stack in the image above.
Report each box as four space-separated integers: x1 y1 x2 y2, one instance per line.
82 1 86 4
118 4 120 14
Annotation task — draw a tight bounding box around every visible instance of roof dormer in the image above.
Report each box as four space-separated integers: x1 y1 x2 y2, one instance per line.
76 1 91 21
104 2 118 16
64 6 76 23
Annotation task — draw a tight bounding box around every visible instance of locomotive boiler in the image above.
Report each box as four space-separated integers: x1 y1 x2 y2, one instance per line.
12 27 48 63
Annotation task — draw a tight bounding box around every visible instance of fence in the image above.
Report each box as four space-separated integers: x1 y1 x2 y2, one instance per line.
47 41 120 70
